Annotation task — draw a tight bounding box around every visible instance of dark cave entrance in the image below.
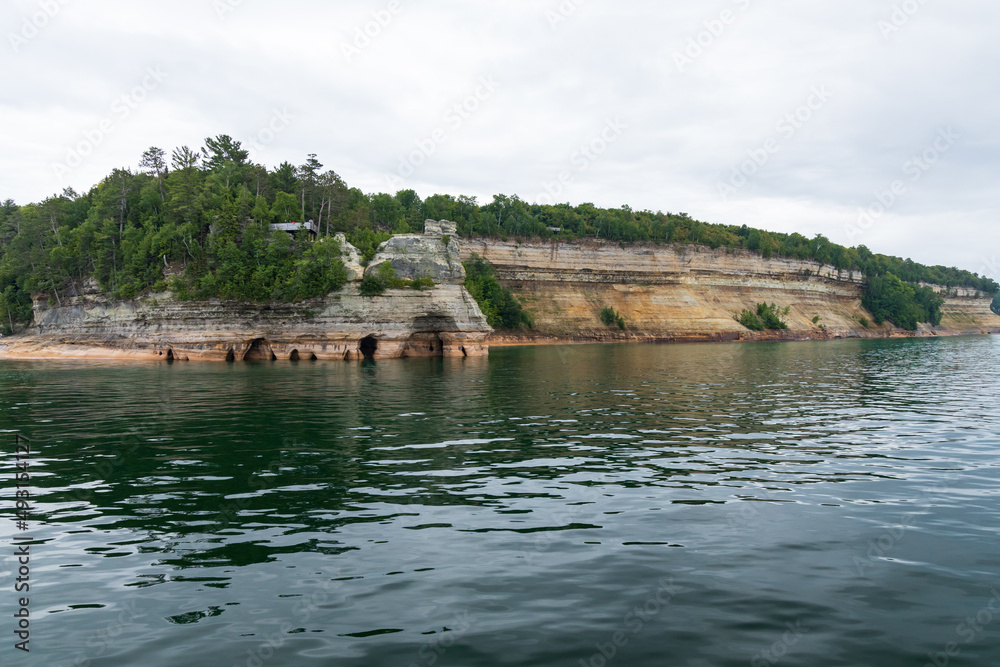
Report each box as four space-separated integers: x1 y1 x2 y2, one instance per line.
165 349 174 362
244 338 277 361
289 350 300 361
225 349 235 362
406 314 458 358
360 335 378 360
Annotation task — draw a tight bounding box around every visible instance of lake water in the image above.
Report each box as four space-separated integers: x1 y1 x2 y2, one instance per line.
2 337 1000 666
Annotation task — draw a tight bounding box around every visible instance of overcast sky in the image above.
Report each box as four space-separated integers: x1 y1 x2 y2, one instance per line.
2 0 998 277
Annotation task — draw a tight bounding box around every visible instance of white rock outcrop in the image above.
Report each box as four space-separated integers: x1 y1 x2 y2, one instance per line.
365 220 465 283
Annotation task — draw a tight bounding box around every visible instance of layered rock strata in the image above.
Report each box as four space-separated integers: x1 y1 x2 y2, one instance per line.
0 221 491 361
2 230 997 363
365 219 465 282
461 239 1000 344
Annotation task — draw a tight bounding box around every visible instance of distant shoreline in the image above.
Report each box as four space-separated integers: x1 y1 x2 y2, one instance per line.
3 237 998 363
1 328 997 363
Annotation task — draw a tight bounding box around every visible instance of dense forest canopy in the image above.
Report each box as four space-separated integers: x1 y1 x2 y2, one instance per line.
0 134 996 334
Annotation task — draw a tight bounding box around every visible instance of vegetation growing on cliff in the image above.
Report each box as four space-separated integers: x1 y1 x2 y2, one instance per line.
737 303 789 331
600 306 626 330
463 255 533 330
0 133 995 334
862 274 943 330
358 262 434 297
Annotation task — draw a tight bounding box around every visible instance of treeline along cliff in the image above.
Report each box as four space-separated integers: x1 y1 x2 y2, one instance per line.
0 134 997 358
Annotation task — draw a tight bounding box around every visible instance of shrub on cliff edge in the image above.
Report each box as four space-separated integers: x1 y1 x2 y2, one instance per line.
738 303 788 331
738 309 765 331
600 306 626 329
463 254 533 329
360 263 434 297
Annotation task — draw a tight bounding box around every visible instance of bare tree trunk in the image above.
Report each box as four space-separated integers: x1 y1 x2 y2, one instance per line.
51 215 63 246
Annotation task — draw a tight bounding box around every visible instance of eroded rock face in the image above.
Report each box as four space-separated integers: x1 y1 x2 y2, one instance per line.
365 220 465 283
334 233 365 281
462 239 1000 343
0 224 491 363
0 285 491 362
5 235 997 362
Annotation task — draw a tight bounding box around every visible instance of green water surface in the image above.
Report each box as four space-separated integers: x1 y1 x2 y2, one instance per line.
2 337 999 666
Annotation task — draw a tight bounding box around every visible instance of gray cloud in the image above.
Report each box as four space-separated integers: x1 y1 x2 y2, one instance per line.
2 0 997 277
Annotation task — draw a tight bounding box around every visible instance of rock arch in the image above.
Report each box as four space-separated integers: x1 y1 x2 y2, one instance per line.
244 338 276 361
402 314 458 357
289 349 300 361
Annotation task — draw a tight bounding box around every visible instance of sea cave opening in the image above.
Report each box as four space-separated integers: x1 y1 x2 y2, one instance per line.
360 335 378 360
244 338 277 361
289 350 300 361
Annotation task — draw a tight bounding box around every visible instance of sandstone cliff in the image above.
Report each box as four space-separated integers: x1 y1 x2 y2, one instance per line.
1 230 996 363
0 221 491 362
365 219 465 282
461 239 1000 344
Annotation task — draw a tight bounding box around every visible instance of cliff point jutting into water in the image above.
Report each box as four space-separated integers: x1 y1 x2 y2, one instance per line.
0 218 997 362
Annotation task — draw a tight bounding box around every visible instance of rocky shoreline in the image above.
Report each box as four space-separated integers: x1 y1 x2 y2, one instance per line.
1 228 997 362
0 221 490 362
